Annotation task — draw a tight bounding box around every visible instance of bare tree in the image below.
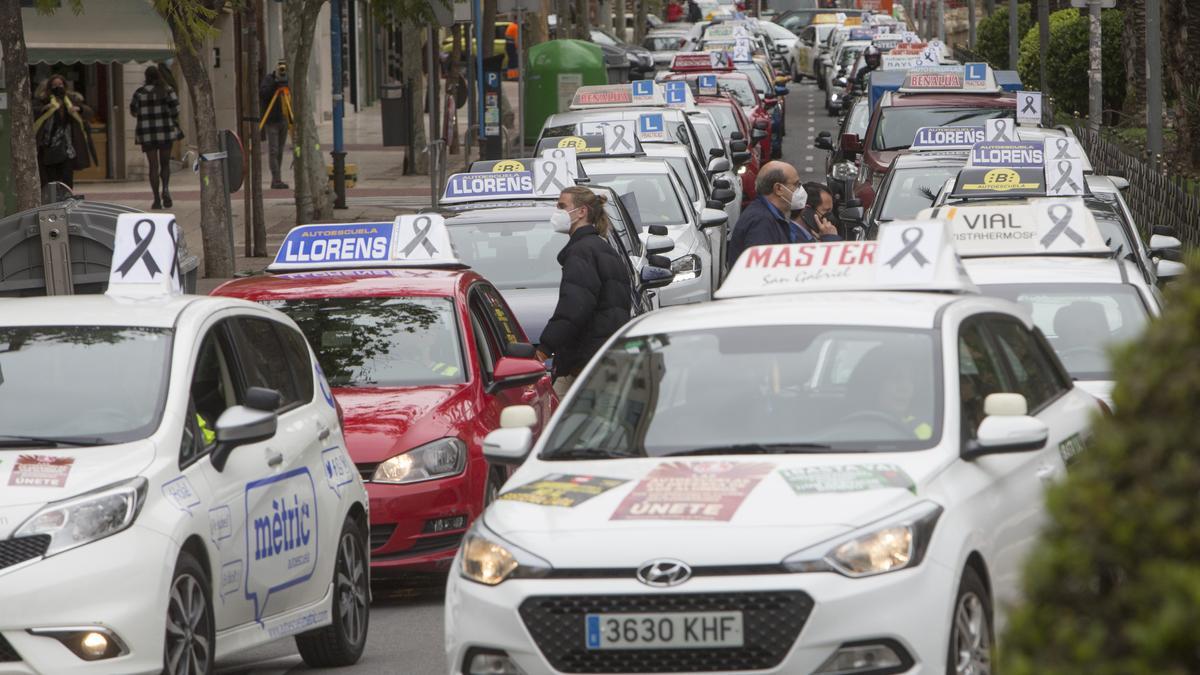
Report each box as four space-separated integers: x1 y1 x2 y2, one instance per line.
282 0 334 224
0 1 50 213
1164 0 1200 166
154 0 234 277
400 20 430 174
1120 0 1145 122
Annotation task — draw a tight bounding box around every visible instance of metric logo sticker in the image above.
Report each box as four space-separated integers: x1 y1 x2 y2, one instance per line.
779 464 916 495
610 461 773 521
499 474 628 507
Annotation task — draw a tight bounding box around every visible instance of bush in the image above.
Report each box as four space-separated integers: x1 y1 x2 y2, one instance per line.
1017 8 1125 119
1000 259 1200 673
976 2 1033 70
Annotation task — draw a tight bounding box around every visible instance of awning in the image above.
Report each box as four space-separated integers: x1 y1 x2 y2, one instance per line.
23 0 175 65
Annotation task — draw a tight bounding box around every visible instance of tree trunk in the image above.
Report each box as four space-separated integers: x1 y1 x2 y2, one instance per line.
161 11 234 277
556 0 572 38
614 0 626 42
401 20 429 175
635 0 647 43
0 2 41 213
483 0 498 58
283 0 333 224
528 0 550 46
246 0 267 256
573 0 591 38
1164 0 1200 168
597 0 612 39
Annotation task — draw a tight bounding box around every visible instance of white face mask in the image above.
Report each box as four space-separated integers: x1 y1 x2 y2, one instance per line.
550 206 579 234
782 184 806 211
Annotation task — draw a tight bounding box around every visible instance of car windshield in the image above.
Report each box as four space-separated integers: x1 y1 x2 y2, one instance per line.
644 36 682 51
839 44 866 68
978 284 1149 380
261 297 465 388
588 172 688 226
541 326 941 457
692 121 723 159
448 219 564 289
873 107 1011 151
715 78 757 107
879 166 963 221
0 326 172 444
702 104 740 137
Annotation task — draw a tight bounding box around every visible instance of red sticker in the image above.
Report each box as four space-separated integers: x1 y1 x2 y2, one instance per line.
9 454 75 488
611 461 773 522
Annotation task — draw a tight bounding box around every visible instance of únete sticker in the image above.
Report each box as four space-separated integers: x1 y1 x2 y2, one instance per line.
8 454 74 488
610 461 773 521
499 474 627 507
779 463 915 495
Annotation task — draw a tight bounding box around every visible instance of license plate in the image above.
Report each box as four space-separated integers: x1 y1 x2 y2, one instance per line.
585 612 744 650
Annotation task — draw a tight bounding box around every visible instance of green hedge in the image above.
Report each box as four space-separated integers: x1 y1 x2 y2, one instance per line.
1017 8 1125 119
1000 259 1200 673
976 2 1033 70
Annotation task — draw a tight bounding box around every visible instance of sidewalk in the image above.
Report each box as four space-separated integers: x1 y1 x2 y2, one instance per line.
75 84 521 289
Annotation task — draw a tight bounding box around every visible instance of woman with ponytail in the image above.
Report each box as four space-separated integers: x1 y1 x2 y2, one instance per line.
536 186 634 397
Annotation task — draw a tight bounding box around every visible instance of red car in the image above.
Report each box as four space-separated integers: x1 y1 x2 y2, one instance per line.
213 231 556 576
697 93 762 205
661 71 774 160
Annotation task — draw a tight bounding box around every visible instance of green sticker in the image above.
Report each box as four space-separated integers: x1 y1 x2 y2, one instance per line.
499 474 627 507
780 463 916 495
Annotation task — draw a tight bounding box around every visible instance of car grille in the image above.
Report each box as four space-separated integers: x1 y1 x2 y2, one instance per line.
369 524 396 551
372 532 465 561
0 632 20 662
0 534 49 572
519 591 813 673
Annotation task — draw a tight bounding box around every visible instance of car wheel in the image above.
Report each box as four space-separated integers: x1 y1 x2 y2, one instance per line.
947 565 993 675
296 516 370 667
163 551 214 675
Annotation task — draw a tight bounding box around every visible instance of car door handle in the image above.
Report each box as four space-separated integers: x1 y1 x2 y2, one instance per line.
266 450 284 467
317 424 331 441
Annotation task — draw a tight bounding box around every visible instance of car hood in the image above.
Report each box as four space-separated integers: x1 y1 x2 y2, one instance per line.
1074 380 1113 408
496 286 559 345
486 453 949 567
335 385 472 464
0 441 155 538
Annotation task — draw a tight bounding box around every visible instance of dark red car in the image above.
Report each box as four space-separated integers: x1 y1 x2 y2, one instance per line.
213 267 556 576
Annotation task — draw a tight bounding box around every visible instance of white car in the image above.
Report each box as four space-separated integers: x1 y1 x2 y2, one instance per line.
641 143 735 276
0 215 370 675
924 197 1164 407
445 221 1100 675
790 22 840 82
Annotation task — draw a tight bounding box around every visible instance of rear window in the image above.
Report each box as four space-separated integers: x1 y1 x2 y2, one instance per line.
588 172 688 227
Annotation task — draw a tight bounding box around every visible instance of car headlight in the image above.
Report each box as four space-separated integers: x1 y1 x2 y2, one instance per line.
460 518 552 585
372 437 466 484
14 477 147 557
670 253 702 281
782 501 942 578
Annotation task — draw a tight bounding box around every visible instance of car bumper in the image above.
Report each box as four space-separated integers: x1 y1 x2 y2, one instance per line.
0 525 176 675
445 558 957 675
366 463 482 575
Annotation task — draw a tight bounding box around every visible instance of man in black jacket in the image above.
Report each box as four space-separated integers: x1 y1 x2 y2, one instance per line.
537 187 633 397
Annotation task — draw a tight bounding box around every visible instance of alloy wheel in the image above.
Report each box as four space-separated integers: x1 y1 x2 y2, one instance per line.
953 592 992 675
336 530 369 646
165 573 211 675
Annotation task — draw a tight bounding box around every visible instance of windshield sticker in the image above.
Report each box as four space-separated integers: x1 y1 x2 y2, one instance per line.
245 467 319 623
162 476 201 515
610 461 773 521
209 505 233 548
1058 433 1085 467
322 447 355 498
499 474 628 507
7 454 74 488
780 464 915 495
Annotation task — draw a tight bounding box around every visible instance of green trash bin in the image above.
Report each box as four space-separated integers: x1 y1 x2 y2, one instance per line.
523 39 608 147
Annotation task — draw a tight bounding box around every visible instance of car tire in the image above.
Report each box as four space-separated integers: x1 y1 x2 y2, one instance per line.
296 516 370 668
946 565 993 675
163 551 215 675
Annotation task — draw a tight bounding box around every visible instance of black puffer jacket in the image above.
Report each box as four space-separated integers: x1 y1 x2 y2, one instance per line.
540 225 633 378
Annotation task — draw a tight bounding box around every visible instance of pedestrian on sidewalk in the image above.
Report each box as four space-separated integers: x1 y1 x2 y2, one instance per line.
33 74 96 191
130 65 184 210
260 60 291 190
536 187 633 398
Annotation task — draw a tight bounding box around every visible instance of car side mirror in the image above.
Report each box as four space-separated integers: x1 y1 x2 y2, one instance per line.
708 147 726 158
962 393 1049 460
711 188 735 204
775 84 789 97
488 357 548 393
730 130 745 141
639 262 675 289
764 97 778 109
483 427 534 465
1107 176 1130 191
505 342 537 359
840 205 865 225
700 207 728 229
729 139 748 152
1153 225 1176 237
1155 259 1187 284
751 129 768 142
712 178 731 190
1150 233 1183 261
648 224 669 236
814 131 833 151
840 132 862 154
753 119 769 130
500 404 537 429
707 157 731 174
645 233 675 255
732 150 751 165
210 402 279 472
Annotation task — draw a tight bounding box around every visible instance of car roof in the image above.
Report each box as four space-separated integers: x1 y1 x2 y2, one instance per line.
0 294 217 328
886 92 1017 108
213 268 476 301
964 256 1139 287
625 292 970 335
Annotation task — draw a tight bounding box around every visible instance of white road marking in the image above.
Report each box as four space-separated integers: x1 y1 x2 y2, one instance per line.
805 155 814 162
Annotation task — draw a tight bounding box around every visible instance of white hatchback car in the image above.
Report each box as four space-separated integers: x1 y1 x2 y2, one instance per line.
0 215 369 675
445 222 1101 675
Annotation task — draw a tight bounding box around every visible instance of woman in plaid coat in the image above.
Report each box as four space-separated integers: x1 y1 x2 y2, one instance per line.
130 65 184 209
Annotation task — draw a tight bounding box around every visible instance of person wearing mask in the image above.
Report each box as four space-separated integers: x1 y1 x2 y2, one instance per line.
130 65 184 210
33 74 95 189
536 187 633 397
794 182 843 241
727 161 835 266
259 60 291 190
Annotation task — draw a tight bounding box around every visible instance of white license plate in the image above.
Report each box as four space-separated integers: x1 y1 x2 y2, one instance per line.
585 611 744 650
